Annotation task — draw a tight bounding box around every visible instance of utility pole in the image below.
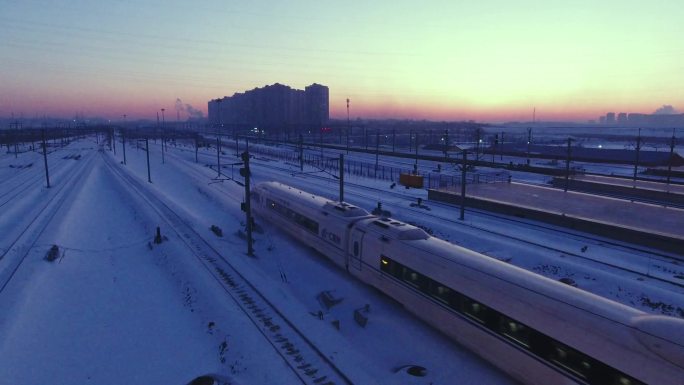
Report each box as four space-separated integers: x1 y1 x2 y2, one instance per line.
346 98 350 151
299 134 304 172
42 129 50 188
460 150 467 220
216 134 221 178
564 137 572 192
500 131 505 160
346 123 350 155
409 130 413 155
146 138 151 183
443 129 449 161
526 127 532 165
339 154 344 202
112 127 116 155
156 111 159 144
667 128 676 184
235 129 239 158
414 131 419 168
633 128 641 182
122 114 127 165
375 130 380 177
392 129 396 153
161 108 166 164
319 125 323 157
195 133 199 163
240 151 254 256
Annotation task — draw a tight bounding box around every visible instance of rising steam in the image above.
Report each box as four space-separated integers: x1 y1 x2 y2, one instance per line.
175 98 205 119
653 105 678 115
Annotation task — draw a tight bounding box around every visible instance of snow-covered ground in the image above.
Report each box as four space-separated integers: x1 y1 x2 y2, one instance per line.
1 136 682 384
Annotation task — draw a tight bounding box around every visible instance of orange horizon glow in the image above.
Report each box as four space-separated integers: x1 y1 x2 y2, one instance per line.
3 87 678 123
1 2 682 123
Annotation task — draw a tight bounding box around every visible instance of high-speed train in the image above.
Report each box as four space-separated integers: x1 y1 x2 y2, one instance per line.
251 181 684 385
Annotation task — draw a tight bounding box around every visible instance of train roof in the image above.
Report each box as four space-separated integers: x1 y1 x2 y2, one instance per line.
363 217 430 240
256 181 370 217
322 201 370 217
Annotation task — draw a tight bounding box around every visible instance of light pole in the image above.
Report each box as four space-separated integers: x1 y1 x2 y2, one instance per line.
460 150 467 220
146 138 151 183
526 127 532 165
667 128 676 184
161 108 166 164
633 128 641 182
122 114 127 165
346 98 350 154
216 99 222 177
564 137 573 192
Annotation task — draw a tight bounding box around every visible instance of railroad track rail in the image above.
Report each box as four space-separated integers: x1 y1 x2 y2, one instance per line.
241 157 684 288
0 149 79 209
143 144 684 291
0 148 97 294
103 152 354 385
165 144 684 281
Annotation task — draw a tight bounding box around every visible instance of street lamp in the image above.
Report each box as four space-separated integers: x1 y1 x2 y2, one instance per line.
161 108 166 164
122 114 127 165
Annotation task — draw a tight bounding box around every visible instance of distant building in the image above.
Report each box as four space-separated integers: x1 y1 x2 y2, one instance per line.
626 113 684 127
208 83 329 130
627 113 648 126
599 116 606 124
606 112 616 124
617 112 627 124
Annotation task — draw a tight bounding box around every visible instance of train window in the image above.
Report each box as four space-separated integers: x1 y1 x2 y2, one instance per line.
266 199 319 234
429 281 453 305
549 341 595 379
611 375 645 385
371 257 645 385
498 316 531 348
401 266 425 289
462 297 489 324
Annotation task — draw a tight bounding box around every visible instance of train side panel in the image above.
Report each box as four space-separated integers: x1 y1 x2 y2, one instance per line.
350 220 684 385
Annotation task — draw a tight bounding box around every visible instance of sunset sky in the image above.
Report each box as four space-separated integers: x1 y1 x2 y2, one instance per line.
1 0 682 122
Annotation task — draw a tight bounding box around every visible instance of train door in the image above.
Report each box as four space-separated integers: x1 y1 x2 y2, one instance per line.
349 228 365 270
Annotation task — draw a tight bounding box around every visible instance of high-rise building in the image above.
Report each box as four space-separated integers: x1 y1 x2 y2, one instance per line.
606 112 616 124
208 83 329 130
617 112 627 124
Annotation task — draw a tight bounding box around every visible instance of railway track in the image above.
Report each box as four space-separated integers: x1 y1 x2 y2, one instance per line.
140 143 684 291
239 155 684 289
102 152 355 385
0 148 80 209
0 148 97 295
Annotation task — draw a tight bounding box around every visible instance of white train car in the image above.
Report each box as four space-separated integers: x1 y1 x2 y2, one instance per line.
251 181 372 269
251 181 684 385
